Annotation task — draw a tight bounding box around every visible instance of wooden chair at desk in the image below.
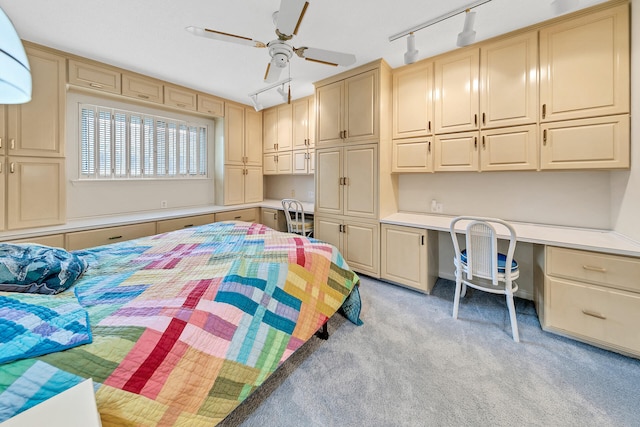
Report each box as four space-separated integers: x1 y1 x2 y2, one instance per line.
450 216 520 342
281 199 314 238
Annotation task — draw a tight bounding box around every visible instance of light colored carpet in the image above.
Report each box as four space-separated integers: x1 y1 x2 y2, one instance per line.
220 276 640 426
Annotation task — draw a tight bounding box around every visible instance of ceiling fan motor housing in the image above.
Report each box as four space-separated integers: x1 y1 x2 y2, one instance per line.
268 40 293 68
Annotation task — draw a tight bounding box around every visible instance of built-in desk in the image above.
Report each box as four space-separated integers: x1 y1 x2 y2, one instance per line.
381 212 640 358
260 199 315 233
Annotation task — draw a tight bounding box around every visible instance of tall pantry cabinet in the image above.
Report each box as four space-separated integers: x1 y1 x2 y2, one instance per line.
0 44 66 230
314 59 396 277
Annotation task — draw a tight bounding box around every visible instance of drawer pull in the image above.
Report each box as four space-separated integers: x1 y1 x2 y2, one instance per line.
108 235 123 240
234 216 242 220
138 94 150 99
89 82 103 88
583 265 606 273
183 224 194 228
582 310 606 320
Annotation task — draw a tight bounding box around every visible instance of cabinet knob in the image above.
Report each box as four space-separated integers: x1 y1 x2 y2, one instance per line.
542 104 547 119
543 129 547 146
474 137 477 149
482 136 486 149
482 112 486 125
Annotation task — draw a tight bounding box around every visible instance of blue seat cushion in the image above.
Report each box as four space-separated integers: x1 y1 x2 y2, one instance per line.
460 249 518 273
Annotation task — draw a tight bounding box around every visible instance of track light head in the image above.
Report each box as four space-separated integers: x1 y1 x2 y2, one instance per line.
404 32 419 65
456 9 476 47
250 94 263 112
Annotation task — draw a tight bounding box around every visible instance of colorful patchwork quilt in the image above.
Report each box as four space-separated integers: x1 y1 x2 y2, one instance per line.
0 221 360 425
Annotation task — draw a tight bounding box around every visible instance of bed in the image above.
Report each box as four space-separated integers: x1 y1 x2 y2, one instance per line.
0 220 361 425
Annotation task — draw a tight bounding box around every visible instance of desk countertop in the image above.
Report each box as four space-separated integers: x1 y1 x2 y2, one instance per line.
382 212 640 258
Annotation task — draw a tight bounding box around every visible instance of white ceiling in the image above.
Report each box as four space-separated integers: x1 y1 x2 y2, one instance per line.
2 0 608 109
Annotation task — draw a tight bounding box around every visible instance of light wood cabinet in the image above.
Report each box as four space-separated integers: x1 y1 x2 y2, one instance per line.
434 131 479 172
392 138 433 173
164 85 197 111
0 155 5 231
479 31 538 129
66 222 157 250
316 69 378 146
263 108 278 153
537 246 640 357
263 152 292 175
244 109 263 167
314 215 380 277
480 125 538 171
392 61 433 139
67 59 121 94
221 165 263 205
292 96 315 149
156 213 216 234
276 104 293 151
292 149 314 175
122 73 163 104
540 114 629 170
215 208 258 223
381 224 439 293
197 94 225 117
315 144 377 219
434 47 479 134
10 234 65 248
261 208 287 232
539 3 629 123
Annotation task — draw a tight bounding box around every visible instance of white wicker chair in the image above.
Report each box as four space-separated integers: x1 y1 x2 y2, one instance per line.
450 216 520 342
281 199 314 237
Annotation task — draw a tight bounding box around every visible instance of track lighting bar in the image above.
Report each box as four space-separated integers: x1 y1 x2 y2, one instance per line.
248 77 292 97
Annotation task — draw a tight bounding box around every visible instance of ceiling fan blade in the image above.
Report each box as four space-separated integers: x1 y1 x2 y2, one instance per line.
295 47 356 67
264 59 284 83
276 0 309 36
185 26 266 48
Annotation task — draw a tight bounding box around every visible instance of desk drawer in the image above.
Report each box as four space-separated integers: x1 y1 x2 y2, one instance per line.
215 208 257 223
66 222 156 250
156 214 216 234
546 246 640 293
546 276 640 355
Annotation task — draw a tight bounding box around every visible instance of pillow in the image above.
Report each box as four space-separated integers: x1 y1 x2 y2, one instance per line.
0 293 92 364
0 244 88 295
340 284 363 326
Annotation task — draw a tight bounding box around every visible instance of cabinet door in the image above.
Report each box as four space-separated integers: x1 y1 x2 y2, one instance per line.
261 208 279 230
197 94 225 117
308 150 315 174
392 138 433 173
313 215 343 252
277 104 293 151
292 149 309 174
480 31 537 129
122 73 163 104
434 48 480 134
224 103 245 165
344 144 377 219
164 85 197 111
7 157 65 229
156 214 216 234
381 224 427 291
263 154 277 175
66 222 156 251
68 59 121 94
343 220 380 277
434 132 479 172
345 69 378 143
315 147 342 215
11 234 65 248
244 166 263 203
263 108 278 153
393 62 433 139
316 81 344 146
7 47 65 157
480 125 538 171
223 165 245 205
540 114 629 170
292 98 311 149
539 4 629 122
276 151 292 174
245 108 263 166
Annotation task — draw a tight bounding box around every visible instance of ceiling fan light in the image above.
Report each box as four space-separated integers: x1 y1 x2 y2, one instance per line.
404 32 419 65
551 0 579 15
456 10 476 47
0 6 31 104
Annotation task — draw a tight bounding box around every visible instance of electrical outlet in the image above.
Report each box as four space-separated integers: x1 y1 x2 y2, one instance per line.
291 189 295 197
435 203 443 213
307 191 314 200
430 199 438 213
161 200 167 208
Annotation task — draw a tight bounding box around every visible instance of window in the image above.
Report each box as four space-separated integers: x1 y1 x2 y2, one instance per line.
79 104 208 179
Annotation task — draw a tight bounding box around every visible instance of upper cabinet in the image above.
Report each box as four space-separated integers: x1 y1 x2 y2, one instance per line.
393 61 433 139
197 94 225 117
68 59 121 94
434 47 479 134
276 103 293 151
122 73 164 104
479 31 538 129
164 85 197 111
292 96 315 149
224 103 261 166
316 68 378 146
539 3 629 123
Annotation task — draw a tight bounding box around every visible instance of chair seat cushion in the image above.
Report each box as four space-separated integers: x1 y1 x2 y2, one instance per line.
460 249 518 273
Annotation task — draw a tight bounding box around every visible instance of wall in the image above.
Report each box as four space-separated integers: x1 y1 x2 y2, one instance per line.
264 175 315 202
65 91 216 219
611 0 640 243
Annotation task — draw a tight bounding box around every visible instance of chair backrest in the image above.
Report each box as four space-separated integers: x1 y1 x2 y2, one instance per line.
450 216 517 286
281 198 308 235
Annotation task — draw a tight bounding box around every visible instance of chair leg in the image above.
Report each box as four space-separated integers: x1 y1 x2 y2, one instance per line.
452 277 463 319
506 293 520 342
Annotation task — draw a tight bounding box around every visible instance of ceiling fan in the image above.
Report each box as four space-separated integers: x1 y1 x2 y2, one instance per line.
185 0 357 84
